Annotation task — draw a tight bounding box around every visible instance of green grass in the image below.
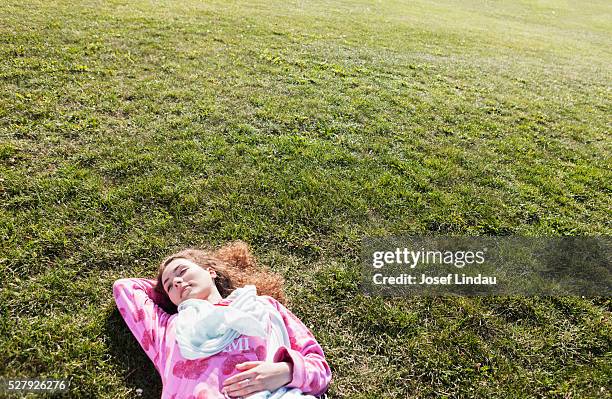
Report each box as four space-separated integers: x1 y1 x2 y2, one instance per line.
1 0 610 397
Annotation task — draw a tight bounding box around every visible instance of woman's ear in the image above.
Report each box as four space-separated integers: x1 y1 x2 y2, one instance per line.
207 267 217 279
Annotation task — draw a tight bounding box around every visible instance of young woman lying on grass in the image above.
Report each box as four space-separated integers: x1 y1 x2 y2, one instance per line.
113 241 331 399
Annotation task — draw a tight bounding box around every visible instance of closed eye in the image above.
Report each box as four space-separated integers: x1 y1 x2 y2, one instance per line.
167 267 187 292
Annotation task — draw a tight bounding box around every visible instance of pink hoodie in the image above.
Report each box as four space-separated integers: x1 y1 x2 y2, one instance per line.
113 278 331 398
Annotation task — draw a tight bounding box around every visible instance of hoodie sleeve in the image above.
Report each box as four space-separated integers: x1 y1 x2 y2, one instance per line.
112 278 168 371
263 297 332 396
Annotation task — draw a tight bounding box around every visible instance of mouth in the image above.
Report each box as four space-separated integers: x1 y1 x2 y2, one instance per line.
181 285 191 298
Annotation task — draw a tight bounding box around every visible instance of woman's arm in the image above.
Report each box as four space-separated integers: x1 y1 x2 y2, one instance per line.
112 278 169 371
265 297 332 396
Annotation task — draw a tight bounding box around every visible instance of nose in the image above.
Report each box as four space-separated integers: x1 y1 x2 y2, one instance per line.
173 277 184 287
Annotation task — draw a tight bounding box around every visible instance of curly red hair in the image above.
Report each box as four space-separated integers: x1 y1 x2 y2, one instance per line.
154 241 285 314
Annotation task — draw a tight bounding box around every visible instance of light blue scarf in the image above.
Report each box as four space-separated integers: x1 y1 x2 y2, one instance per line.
176 285 271 359
175 286 315 398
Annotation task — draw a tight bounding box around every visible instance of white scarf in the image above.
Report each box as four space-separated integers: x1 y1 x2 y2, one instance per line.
175 286 315 398
175 285 289 361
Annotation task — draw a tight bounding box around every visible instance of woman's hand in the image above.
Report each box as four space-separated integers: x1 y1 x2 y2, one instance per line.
222 361 293 397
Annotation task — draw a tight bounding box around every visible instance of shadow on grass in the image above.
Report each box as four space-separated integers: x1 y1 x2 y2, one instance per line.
105 309 162 399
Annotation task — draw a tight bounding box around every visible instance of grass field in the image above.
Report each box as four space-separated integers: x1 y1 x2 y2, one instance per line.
1 0 611 397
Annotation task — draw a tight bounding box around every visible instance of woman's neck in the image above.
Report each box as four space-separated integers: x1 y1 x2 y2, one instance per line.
206 290 223 305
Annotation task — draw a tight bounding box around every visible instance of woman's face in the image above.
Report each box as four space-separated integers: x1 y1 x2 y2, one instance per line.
161 258 219 306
